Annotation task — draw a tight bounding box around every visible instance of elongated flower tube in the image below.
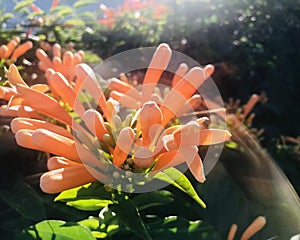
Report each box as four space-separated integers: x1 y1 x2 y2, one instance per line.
227 216 266 240
36 43 84 82
0 37 32 63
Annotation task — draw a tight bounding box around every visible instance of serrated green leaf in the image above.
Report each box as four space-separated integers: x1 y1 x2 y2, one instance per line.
109 197 152 240
74 0 97 9
153 168 206 208
132 190 174 211
14 0 35 13
18 220 96 240
66 199 112 211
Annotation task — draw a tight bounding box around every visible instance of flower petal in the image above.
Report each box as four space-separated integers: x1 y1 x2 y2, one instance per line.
227 224 238 240
110 90 140 109
173 121 201 147
198 129 231 145
83 109 108 141
139 101 162 146
153 150 184 171
15 129 48 152
240 216 266 240
11 41 33 60
75 64 110 121
53 43 61 58
47 156 82 171
142 43 172 100
5 64 28 87
160 67 206 126
11 117 73 139
172 63 189 87
182 145 205 183
51 72 85 116
40 166 97 194
108 78 142 101
243 94 259 118
16 84 73 126
0 86 17 101
113 127 135 167
36 49 52 68
32 129 80 160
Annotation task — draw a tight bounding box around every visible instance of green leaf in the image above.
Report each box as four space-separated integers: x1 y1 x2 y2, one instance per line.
153 168 206 208
225 141 239 150
14 0 35 13
79 218 108 239
18 220 96 240
0 181 46 220
109 197 152 240
66 199 112 211
54 182 111 202
50 5 68 14
132 190 174 211
146 216 221 240
78 218 99 230
64 18 85 26
55 7 73 20
74 0 97 9
1 13 14 22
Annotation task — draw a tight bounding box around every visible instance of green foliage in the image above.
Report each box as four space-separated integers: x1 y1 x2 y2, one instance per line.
17 220 96 240
154 167 206 208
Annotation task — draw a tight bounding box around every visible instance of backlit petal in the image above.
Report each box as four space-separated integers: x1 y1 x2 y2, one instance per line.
83 109 108 141
241 216 266 240
40 166 97 194
142 43 172 100
139 101 162 146
11 117 73 139
113 127 135 167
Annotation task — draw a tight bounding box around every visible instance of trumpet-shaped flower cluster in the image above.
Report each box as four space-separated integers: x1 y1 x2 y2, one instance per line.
0 43 231 194
0 37 33 64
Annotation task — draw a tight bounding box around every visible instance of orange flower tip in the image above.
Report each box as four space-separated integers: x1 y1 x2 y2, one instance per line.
150 43 172 69
14 37 21 44
158 43 170 50
15 129 33 145
150 93 162 104
10 118 24 133
204 64 214 77
227 224 238 240
196 117 209 124
162 134 175 151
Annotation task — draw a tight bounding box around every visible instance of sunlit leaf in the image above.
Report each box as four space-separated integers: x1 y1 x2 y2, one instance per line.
54 182 111 202
64 18 85 26
66 199 112 211
2 13 14 22
74 0 97 10
153 168 206 208
14 0 35 13
225 141 239 150
18 220 96 240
